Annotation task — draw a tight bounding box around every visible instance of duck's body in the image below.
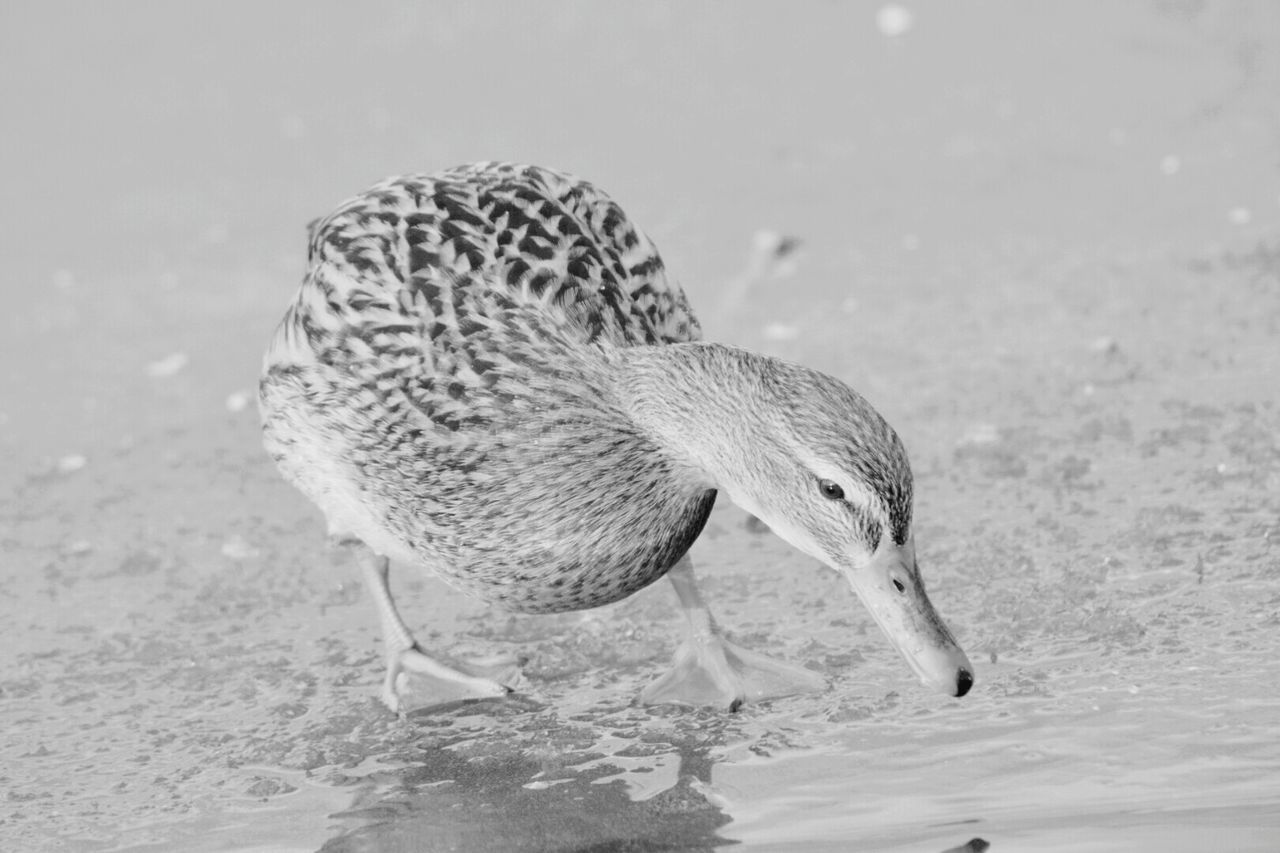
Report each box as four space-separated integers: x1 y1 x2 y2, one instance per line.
262 163 717 611
261 162 973 712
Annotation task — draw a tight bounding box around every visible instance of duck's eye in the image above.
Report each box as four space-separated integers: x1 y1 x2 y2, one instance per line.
818 479 845 500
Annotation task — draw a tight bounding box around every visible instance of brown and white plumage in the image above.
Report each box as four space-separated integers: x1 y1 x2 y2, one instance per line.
260 162 973 712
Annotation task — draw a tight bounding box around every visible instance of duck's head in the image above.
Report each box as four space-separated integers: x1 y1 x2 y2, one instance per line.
724 357 973 698
622 344 973 697
625 345 974 698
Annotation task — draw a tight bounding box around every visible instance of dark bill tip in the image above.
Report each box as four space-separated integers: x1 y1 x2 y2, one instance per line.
954 667 974 698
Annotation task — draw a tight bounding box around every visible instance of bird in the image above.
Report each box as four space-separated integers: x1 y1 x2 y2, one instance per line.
258 162 973 713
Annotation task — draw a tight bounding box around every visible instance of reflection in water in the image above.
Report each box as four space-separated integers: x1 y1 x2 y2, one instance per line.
313 694 998 853
319 702 734 852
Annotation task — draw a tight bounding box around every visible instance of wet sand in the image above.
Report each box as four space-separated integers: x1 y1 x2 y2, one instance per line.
3 2 1280 851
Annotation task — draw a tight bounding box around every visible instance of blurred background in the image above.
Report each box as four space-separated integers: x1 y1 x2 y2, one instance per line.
2 2 1279 851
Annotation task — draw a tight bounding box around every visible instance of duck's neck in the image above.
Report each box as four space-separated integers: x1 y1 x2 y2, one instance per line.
613 342 786 511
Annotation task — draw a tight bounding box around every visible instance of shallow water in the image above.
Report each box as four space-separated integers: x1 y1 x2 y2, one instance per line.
3 2 1280 851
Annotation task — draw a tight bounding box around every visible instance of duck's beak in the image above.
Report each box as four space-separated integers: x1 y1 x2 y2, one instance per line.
840 538 973 697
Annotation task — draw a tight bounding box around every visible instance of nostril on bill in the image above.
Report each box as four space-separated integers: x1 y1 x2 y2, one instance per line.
955 668 974 697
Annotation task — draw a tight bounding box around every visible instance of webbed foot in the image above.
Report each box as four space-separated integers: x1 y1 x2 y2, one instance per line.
639 634 825 711
383 645 524 714
351 549 525 714
640 555 827 711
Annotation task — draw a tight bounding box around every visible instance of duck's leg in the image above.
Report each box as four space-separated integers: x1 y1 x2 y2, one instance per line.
639 555 826 711
357 548 513 713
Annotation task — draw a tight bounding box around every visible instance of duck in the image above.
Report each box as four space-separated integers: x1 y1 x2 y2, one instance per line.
258 162 973 713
